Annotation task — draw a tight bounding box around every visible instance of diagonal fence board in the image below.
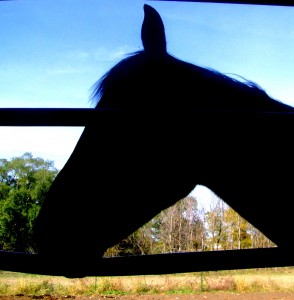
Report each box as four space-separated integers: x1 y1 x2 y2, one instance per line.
149 0 294 6
0 248 293 276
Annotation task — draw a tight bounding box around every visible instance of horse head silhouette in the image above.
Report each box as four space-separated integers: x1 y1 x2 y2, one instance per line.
34 4 294 277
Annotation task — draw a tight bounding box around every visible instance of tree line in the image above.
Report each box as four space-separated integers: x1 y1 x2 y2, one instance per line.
105 194 275 257
0 153 275 255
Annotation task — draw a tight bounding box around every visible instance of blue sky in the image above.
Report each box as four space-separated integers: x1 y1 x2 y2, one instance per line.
1 0 294 206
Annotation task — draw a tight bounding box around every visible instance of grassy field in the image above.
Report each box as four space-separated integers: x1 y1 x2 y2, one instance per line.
0 267 293 296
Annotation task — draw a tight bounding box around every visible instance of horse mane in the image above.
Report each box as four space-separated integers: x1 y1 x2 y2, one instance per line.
90 50 272 109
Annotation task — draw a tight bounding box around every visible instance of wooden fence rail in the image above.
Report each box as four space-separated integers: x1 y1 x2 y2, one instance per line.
1 108 294 126
0 247 293 277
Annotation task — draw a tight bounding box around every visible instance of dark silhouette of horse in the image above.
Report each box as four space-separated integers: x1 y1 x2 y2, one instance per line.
34 4 294 276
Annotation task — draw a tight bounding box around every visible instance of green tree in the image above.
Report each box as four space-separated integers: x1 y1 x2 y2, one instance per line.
222 207 252 250
154 196 204 253
0 153 58 253
104 219 158 257
205 197 226 251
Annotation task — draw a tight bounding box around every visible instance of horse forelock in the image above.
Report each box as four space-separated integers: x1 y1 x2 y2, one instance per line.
90 51 145 107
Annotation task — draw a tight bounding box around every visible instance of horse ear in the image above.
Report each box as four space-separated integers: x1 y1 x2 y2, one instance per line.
141 4 167 56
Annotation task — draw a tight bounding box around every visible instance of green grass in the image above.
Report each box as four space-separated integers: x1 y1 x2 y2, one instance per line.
0 267 293 296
